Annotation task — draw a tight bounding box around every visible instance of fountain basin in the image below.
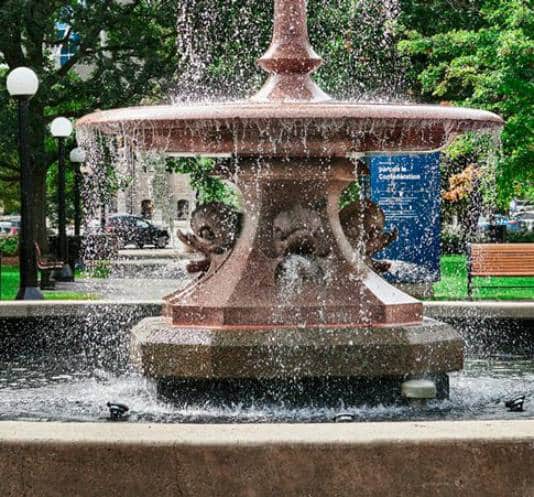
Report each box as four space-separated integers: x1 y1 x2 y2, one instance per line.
1 306 533 422
77 102 503 157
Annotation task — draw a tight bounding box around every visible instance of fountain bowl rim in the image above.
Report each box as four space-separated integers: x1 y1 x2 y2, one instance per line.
76 101 504 130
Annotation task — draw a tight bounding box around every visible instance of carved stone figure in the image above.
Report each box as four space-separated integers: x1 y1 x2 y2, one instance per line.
178 202 241 274
273 204 330 258
339 199 398 273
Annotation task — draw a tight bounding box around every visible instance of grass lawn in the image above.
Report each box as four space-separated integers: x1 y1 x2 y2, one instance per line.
432 255 534 301
0 265 96 301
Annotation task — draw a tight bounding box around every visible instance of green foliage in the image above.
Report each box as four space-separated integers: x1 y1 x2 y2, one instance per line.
0 0 177 235
0 66 21 212
399 0 485 37
45 161 76 227
2 0 531 226
399 0 534 205
506 230 534 243
167 157 238 207
442 132 499 206
82 260 111 279
310 0 406 98
339 182 361 210
440 225 465 255
0 236 19 256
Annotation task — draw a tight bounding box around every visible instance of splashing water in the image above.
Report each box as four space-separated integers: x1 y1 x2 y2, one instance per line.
173 0 407 102
1 355 533 423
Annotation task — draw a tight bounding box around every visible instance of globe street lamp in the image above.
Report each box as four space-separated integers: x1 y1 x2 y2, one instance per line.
50 117 74 281
6 67 43 300
69 147 86 237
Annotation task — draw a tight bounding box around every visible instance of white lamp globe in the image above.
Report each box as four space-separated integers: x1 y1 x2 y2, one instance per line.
6 67 39 97
50 117 73 138
69 147 87 163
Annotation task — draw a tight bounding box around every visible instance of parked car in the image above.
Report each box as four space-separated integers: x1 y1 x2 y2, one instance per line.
106 214 170 249
510 199 534 216
0 219 21 235
0 222 12 235
512 211 534 232
477 215 522 233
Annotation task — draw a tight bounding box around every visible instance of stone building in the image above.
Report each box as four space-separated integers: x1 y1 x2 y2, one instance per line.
114 169 196 232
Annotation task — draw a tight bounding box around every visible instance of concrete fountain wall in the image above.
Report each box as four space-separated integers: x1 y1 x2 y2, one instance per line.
1 420 533 497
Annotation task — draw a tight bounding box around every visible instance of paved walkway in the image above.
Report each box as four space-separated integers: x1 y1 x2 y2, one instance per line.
58 247 196 300
116 248 191 260
55 276 191 301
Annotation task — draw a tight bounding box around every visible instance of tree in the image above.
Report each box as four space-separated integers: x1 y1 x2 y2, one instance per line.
167 157 238 207
0 0 177 245
398 0 534 206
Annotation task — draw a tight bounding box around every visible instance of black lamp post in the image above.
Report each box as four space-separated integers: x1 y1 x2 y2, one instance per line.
7 67 44 300
69 147 86 237
50 117 74 281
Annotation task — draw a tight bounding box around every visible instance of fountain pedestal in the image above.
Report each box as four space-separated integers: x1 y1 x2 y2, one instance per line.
166 158 423 328
131 317 462 390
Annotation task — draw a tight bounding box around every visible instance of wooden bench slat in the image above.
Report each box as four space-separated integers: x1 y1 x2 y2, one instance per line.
472 254 533 258
472 253 534 257
472 273 534 277
472 269 534 273
472 247 534 250
471 269 534 272
472 258 534 262
471 243 533 248
472 266 534 271
472 260 534 264
472 251 534 254
472 260 534 263
471 264 534 268
472 252 534 256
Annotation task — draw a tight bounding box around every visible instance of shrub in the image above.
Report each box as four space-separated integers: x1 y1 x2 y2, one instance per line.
441 225 464 254
83 260 111 279
506 230 534 243
0 236 19 257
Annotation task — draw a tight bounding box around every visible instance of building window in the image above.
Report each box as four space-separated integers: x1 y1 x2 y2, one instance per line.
177 200 190 220
55 22 80 66
141 199 154 219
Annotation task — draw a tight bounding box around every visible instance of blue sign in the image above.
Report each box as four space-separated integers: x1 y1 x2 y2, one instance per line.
368 153 441 283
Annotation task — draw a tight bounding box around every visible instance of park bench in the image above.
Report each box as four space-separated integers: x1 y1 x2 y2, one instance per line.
35 242 64 290
467 243 534 298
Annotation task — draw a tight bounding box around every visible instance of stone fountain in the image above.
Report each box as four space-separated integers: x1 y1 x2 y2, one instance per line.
77 0 503 404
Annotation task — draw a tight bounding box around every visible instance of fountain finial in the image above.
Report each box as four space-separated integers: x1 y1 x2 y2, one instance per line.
252 0 332 102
